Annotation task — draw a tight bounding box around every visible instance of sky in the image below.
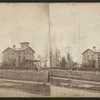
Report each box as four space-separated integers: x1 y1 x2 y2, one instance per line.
1 3 100 64
49 3 100 63
0 3 49 62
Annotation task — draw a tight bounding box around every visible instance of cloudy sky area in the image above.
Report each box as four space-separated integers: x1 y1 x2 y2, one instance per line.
0 3 49 62
49 3 100 63
0 3 100 64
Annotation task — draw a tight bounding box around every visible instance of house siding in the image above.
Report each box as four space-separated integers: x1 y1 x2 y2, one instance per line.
82 49 100 68
2 47 34 67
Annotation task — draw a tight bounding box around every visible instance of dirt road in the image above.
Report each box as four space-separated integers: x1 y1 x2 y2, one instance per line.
0 88 43 97
51 86 100 97
0 79 47 97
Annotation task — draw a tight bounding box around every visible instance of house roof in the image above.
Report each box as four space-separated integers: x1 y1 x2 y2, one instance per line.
82 49 95 54
2 47 14 53
12 48 26 51
82 49 100 54
2 47 35 53
95 50 100 53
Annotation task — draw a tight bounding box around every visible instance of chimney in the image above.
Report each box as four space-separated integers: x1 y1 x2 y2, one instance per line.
93 46 96 51
13 45 16 49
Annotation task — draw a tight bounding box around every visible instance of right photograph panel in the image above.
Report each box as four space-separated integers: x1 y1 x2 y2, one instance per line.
49 3 100 97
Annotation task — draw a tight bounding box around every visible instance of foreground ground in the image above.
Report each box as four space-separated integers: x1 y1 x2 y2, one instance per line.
0 88 43 97
51 86 100 97
0 79 50 97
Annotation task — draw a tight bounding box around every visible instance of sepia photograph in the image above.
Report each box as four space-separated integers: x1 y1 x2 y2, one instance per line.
49 3 100 97
0 2 100 98
0 3 50 97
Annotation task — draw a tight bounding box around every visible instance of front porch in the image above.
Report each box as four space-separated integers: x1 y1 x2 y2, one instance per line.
23 59 41 68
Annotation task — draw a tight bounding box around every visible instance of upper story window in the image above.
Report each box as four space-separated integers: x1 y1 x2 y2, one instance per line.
30 53 31 58
8 49 11 53
8 54 10 58
86 52 88 55
7 50 8 53
98 53 100 58
92 55 94 59
98 53 100 56
98 57 100 60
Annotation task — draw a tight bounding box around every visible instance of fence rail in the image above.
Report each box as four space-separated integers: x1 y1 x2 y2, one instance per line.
51 69 100 82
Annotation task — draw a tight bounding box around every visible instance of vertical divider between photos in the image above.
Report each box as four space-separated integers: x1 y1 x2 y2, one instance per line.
48 4 51 94
78 4 81 69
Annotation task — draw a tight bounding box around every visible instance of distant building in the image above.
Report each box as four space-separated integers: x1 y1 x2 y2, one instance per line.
82 46 100 68
2 42 40 67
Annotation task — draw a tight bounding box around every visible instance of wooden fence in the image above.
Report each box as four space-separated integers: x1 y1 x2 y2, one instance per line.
51 69 100 82
0 70 49 82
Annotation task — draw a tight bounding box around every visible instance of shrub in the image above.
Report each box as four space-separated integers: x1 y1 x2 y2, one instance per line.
60 57 67 68
78 67 95 71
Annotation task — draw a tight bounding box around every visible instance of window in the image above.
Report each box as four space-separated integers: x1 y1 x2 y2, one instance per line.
98 54 100 59
98 53 100 56
12 55 14 58
92 55 94 59
8 54 10 59
84 56 87 60
32 54 34 59
87 55 89 58
18 56 21 63
87 52 88 54
30 53 31 58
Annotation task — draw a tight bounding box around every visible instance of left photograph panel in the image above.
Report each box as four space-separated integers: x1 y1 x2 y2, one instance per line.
0 3 50 97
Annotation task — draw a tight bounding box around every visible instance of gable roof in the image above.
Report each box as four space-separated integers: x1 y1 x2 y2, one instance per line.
12 48 26 51
2 47 35 53
2 47 14 53
24 47 35 53
82 49 95 55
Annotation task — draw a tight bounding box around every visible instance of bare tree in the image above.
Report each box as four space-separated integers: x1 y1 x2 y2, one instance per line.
51 47 61 69
63 46 73 80
55 48 61 68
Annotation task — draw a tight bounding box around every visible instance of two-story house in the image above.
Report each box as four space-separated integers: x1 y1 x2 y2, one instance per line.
82 46 100 68
2 42 40 67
